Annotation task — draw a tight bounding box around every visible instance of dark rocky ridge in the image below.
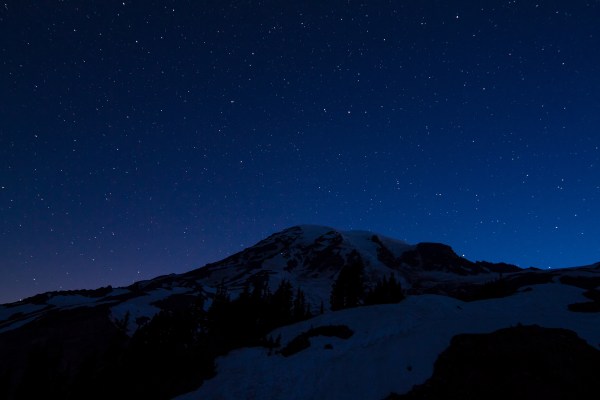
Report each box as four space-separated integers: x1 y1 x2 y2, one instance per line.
389 325 600 400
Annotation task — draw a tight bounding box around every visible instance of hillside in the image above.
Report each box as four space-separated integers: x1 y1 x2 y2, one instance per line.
176 283 600 400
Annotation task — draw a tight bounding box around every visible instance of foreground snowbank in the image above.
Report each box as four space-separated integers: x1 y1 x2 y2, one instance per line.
177 283 599 400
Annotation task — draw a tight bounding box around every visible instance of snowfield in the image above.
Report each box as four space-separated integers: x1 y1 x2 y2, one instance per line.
177 283 600 400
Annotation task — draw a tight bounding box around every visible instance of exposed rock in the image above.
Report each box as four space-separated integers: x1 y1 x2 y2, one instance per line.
389 325 600 400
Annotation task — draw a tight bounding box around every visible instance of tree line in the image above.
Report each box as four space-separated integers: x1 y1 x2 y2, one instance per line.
330 250 405 310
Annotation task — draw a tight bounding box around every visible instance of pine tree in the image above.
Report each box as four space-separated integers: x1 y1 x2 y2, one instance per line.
212 280 230 309
330 251 365 310
270 280 294 326
365 273 405 305
293 288 311 320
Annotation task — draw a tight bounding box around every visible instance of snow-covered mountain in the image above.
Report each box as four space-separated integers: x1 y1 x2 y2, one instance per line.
1 225 599 399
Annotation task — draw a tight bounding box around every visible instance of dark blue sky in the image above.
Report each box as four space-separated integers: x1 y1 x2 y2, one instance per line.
2 0 600 303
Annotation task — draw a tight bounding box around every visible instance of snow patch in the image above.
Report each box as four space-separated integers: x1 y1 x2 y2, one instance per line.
0 303 46 322
109 287 190 336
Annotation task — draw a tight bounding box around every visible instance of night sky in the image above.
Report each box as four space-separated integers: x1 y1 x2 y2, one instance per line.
2 1 600 303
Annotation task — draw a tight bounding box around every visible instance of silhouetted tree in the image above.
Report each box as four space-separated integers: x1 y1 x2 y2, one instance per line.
270 280 294 326
119 304 214 399
365 273 405 305
330 251 365 310
293 288 311 320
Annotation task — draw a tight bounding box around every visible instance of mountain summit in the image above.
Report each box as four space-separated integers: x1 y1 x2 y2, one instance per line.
181 225 520 307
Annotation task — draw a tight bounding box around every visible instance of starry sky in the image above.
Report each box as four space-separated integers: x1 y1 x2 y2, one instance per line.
1 1 600 303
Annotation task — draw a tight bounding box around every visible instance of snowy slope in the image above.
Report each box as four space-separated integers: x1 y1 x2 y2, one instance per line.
180 225 417 310
177 283 600 400
179 224 508 312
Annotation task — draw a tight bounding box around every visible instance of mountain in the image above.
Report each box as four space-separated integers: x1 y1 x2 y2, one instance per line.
1 225 599 399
